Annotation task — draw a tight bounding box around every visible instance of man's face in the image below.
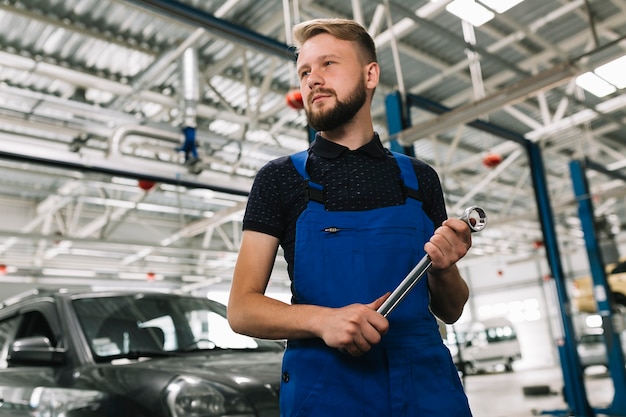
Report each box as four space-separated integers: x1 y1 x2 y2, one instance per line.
296 33 369 131
305 75 367 131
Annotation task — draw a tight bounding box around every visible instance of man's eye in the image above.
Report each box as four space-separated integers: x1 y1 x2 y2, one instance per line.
300 70 310 78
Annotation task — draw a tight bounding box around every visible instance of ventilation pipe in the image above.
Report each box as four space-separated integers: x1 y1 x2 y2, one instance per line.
108 125 183 157
180 47 201 173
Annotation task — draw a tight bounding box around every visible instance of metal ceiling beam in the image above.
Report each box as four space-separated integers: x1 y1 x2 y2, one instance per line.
584 158 626 183
0 230 237 262
526 93 626 141
0 59 250 126
127 0 295 60
0 135 252 196
429 10 626 127
450 148 524 213
389 2 525 77
399 31 626 145
406 94 529 146
398 62 579 144
0 3 157 56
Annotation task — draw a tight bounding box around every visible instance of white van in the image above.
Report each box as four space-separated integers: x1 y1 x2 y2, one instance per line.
445 318 522 374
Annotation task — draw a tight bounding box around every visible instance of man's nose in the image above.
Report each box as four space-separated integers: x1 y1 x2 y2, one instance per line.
306 69 323 89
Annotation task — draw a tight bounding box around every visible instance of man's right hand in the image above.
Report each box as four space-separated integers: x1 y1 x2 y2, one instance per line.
319 293 390 356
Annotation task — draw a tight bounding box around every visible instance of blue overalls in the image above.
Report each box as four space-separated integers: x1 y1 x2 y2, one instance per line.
279 150 472 417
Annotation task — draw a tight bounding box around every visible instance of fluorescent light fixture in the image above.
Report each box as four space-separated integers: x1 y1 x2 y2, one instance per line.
121 248 153 266
576 71 617 98
111 177 139 186
80 197 136 209
118 272 163 280
594 55 626 89
584 314 602 328
446 0 495 27
182 275 207 282
41 268 96 277
478 0 525 13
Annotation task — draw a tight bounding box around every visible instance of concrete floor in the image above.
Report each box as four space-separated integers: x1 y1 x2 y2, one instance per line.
464 366 617 417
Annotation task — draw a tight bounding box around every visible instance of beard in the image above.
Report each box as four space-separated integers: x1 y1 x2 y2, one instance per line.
305 77 367 132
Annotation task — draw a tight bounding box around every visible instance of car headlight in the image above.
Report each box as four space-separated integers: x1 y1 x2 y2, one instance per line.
24 386 104 417
164 375 255 417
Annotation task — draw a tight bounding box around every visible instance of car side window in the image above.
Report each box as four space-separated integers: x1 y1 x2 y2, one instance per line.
15 311 56 347
0 316 21 369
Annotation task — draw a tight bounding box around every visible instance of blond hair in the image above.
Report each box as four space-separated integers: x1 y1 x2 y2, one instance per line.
292 18 377 64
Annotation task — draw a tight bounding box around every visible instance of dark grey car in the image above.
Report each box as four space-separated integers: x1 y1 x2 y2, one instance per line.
577 332 608 370
0 289 283 416
577 330 626 371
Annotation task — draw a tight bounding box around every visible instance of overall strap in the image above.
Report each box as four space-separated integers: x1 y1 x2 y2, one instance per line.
391 151 420 201
290 150 324 204
291 150 420 205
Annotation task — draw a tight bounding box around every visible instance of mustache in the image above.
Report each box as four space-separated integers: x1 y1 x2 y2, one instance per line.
309 88 335 103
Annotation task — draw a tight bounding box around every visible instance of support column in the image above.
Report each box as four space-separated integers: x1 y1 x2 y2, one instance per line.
526 143 593 417
570 159 626 417
385 91 414 156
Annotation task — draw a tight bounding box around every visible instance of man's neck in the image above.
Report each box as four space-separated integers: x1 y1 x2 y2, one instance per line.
320 112 374 150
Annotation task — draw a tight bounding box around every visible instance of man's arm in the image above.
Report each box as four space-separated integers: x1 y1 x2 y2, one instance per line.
227 230 389 356
227 230 322 340
426 217 471 323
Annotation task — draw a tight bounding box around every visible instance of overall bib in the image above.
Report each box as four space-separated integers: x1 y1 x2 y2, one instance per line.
279 151 472 417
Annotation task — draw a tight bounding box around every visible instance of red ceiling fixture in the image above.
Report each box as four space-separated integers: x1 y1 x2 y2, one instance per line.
0 264 7 275
138 179 156 191
482 153 503 168
146 272 156 281
285 89 304 110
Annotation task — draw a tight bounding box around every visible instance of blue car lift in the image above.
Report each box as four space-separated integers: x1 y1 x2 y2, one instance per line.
568 158 626 417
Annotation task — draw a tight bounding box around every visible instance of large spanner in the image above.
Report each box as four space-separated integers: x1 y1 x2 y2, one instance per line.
377 206 487 318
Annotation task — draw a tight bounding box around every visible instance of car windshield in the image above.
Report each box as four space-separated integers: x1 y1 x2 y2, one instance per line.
72 293 283 361
579 334 604 345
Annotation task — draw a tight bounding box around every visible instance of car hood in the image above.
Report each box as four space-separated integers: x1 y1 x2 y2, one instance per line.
95 349 283 392
143 349 283 385
78 350 282 416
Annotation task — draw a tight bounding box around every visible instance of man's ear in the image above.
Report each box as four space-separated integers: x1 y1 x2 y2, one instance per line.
365 62 380 89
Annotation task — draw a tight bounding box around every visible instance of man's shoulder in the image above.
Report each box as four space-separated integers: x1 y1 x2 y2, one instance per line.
257 154 299 176
390 152 438 179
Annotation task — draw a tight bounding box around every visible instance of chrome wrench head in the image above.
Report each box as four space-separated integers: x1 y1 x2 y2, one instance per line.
460 206 487 232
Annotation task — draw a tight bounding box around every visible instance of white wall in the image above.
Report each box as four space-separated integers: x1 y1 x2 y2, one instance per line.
467 285 558 369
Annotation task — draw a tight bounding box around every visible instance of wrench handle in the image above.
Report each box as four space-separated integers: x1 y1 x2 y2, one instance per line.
376 206 487 318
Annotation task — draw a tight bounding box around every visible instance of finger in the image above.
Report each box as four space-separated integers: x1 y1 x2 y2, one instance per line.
443 217 471 233
442 218 472 245
366 292 391 310
350 346 363 357
366 296 390 336
431 222 471 254
350 336 370 356
426 231 465 270
425 231 452 262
